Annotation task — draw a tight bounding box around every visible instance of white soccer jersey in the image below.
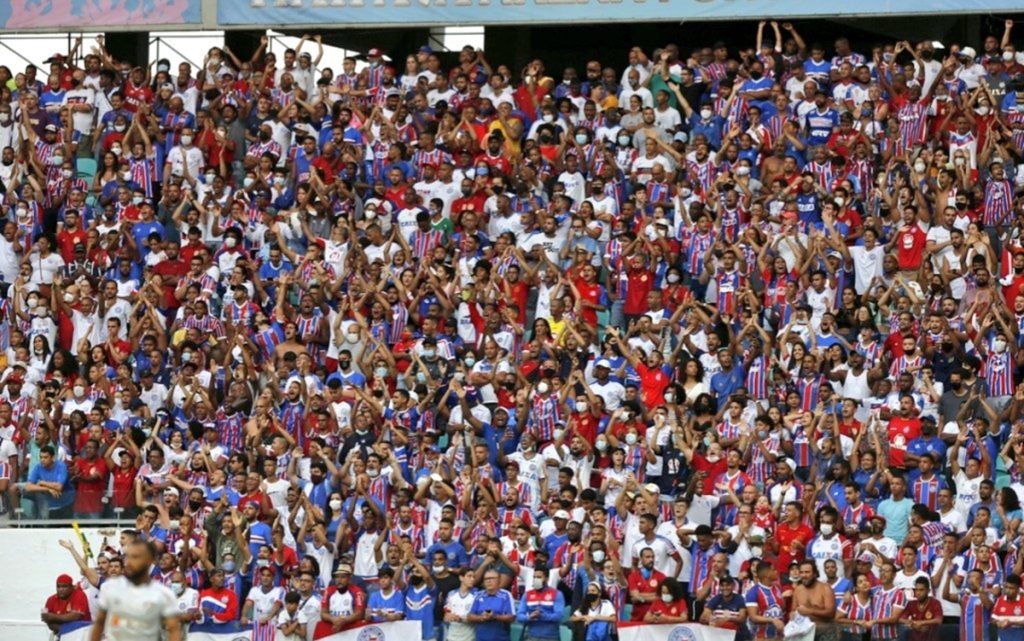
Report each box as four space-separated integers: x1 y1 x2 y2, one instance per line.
96 576 178 641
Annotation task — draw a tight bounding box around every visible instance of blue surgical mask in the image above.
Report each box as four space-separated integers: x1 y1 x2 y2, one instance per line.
465 357 476 367
223 561 236 573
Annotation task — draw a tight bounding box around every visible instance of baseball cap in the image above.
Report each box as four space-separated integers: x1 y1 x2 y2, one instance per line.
367 48 384 58
44 124 58 133
595 359 611 369
961 46 977 59
56 574 74 585
553 510 571 520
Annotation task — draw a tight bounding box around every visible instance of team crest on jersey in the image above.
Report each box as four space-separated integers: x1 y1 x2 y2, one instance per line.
231 636 250 641
358 625 387 641
668 626 698 641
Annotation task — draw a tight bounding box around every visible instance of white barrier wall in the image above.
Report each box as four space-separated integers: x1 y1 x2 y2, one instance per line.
0 527 114 641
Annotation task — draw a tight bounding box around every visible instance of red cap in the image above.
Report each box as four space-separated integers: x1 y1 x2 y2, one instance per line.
312 238 326 249
56 574 74 585
7 374 24 384
367 48 384 58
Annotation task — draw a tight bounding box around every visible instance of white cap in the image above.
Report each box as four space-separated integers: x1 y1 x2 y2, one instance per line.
779 458 797 472
553 510 571 520
961 46 977 59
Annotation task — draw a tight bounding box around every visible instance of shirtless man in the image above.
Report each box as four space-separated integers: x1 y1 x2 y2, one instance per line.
791 559 837 641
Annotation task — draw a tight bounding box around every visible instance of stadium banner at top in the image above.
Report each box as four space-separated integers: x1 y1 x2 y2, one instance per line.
0 0 201 30
217 0 1024 27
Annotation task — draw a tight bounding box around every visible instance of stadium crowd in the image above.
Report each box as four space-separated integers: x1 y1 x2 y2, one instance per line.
15 16 1024 641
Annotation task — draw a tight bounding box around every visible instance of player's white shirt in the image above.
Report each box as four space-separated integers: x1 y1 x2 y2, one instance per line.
96 576 179 641
247 585 285 619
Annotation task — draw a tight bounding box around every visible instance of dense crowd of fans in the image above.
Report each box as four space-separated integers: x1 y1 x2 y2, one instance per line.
18 17 1024 641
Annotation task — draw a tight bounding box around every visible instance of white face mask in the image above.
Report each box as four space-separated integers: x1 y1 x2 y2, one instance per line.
171 582 184 595
537 382 549 395
52 155 64 165
751 546 764 557
977 106 991 116
74 385 86 397
1005 51 1015 62
914 162 926 173
231 345 244 361
26 297 38 308
132 195 143 205
700 108 713 120
625 433 638 445
224 236 237 248
680 187 692 198
735 166 751 177
592 550 606 563
329 499 342 512
661 594 673 603
834 197 845 207
111 146 122 156
205 173 216 184
542 114 554 123
533 578 545 590
114 124 126 133
595 440 607 451
180 135 193 146
667 273 680 284
432 564 446 573
576 401 588 413
63 292 74 303
820 523 834 536
993 339 1008 354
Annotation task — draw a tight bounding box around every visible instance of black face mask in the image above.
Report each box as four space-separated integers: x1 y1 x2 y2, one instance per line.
188 500 203 511
259 131 271 142
750 71 763 80
956 201 968 210
410 575 424 586
461 188 472 196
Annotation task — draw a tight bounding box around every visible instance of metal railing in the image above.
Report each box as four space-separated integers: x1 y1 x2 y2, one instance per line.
1 507 130 529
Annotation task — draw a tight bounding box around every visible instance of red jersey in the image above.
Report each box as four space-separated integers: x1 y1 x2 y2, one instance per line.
45 588 91 622
627 568 667 621
773 521 815 572
573 277 605 327
624 268 655 315
73 457 108 515
887 417 921 469
122 82 153 113
894 225 927 270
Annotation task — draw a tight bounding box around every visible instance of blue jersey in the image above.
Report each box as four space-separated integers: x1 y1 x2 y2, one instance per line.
367 587 405 622
404 583 434 639
804 108 839 145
